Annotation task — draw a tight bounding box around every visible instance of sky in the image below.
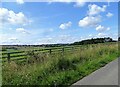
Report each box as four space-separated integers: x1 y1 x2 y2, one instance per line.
0 0 118 45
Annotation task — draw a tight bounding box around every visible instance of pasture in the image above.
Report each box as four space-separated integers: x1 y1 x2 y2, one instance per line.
2 42 118 86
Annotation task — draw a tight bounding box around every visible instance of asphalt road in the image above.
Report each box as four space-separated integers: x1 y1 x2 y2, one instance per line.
72 58 118 85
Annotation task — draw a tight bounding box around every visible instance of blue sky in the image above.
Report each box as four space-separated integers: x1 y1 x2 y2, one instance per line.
0 1 118 45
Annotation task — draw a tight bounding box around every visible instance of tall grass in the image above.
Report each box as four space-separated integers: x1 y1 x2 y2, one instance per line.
2 43 118 86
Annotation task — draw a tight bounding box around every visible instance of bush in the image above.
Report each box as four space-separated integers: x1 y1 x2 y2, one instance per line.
26 50 49 64
56 58 76 71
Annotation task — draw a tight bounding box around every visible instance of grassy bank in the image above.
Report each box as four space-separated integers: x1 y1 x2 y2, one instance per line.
2 43 118 86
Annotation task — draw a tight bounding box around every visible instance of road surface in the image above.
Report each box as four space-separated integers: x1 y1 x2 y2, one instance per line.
72 58 119 85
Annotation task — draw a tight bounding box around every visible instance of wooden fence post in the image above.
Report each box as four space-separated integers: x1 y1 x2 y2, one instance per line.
7 53 10 63
72 47 74 53
62 48 64 54
49 49 52 54
61 47 64 59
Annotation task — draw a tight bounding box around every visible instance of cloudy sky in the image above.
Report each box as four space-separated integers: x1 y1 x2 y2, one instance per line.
0 1 118 45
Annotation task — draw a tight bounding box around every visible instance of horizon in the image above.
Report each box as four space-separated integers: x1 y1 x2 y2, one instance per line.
0 37 118 45
0 1 118 45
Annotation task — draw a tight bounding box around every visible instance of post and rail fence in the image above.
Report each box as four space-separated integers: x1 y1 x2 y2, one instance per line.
0 46 82 63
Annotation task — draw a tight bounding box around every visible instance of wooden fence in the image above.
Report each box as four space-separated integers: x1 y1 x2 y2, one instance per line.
0 46 82 63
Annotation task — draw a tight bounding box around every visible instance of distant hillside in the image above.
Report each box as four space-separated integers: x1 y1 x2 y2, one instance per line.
71 37 117 45
1 37 117 48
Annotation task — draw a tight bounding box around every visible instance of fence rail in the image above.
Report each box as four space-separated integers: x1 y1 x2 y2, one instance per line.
1 46 82 63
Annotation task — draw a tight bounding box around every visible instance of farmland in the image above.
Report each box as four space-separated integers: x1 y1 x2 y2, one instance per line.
2 42 118 86
1 45 85 63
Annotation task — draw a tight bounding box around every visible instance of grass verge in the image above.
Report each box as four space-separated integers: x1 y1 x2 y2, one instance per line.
2 43 118 86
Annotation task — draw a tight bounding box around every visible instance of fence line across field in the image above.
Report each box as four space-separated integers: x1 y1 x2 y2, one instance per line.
1 46 83 63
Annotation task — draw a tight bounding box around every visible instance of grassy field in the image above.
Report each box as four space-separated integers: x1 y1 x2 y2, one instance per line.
1 45 81 62
2 42 118 86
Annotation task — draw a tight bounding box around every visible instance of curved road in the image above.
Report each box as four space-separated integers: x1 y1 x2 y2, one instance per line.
72 58 119 85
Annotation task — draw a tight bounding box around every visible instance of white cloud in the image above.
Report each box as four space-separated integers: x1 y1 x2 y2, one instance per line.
34 34 77 45
16 28 30 34
87 4 107 16
48 0 72 3
57 35 77 43
48 0 86 7
59 21 72 29
96 25 110 32
0 8 30 25
0 34 21 45
16 28 25 32
36 37 54 45
78 16 101 28
106 12 113 17
74 2 85 7
59 35 71 41
74 0 86 7
98 33 107 37
78 4 109 29
8 37 18 41
16 0 24 4
89 34 92 37
83 33 111 40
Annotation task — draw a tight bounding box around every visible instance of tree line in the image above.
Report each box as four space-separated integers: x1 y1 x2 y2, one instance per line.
2 37 118 49
71 37 117 45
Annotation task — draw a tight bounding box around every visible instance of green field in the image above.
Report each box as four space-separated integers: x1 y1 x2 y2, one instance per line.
2 42 119 86
1 45 84 62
